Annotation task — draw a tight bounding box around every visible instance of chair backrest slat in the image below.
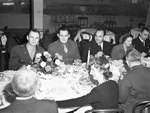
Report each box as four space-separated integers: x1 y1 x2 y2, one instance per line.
85 109 124 113
132 101 150 113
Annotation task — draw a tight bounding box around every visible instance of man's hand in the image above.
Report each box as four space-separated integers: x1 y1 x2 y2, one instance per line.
141 52 147 57
95 51 103 58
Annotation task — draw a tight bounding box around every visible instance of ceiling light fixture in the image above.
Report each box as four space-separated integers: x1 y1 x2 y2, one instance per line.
2 0 14 6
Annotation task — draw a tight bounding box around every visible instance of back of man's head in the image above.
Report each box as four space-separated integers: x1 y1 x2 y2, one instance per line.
126 49 141 63
11 68 38 97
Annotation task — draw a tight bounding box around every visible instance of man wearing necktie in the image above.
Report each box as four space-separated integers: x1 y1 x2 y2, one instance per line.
47 26 80 64
90 28 112 57
132 27 150 57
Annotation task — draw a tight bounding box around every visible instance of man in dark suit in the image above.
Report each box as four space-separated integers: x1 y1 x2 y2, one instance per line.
0 67 58 113
81 28 112 62
90 28 112 56
118 50 150 113
132 27 150 57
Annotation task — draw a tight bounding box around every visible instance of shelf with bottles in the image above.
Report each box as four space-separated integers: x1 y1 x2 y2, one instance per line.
51 14 78 24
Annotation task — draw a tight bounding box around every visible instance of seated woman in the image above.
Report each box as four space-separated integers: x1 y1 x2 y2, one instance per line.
56 62 119 110
111 33 133 60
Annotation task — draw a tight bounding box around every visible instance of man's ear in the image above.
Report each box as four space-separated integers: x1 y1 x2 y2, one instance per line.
139 32 142 36
26 35 29 40
57 34 60 38
68 34 70 38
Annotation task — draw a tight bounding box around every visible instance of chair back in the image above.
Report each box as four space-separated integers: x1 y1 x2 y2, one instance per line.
79 32 93 62
132 101 150 113
140 102 150 113
80 32 93 42
85 109 124 113
0 52 9 72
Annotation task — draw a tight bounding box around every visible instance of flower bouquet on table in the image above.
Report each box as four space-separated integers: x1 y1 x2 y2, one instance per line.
31 51 63 74
109 59 127 81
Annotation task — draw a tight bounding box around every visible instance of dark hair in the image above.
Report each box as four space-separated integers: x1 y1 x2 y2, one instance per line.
138 23 145 28
28 28 40 36
120 33 133 44
57 25 70 34
141 27 150 33
103 70 113 80
95 27 106 36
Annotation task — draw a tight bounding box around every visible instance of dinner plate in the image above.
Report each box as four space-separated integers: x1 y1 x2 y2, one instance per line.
77 84 91 90
50 87 67 95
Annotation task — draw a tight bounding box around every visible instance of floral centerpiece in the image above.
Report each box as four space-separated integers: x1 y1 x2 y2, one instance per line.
32 51 63 74
109 59 127 81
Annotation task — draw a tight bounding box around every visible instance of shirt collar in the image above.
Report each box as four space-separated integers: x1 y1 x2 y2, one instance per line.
139 36 144 43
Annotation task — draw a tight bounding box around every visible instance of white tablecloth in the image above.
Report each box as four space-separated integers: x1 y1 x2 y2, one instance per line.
36 75 94 113
0 70 94 113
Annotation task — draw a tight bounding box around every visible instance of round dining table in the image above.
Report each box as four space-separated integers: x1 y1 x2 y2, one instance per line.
0 64 95 113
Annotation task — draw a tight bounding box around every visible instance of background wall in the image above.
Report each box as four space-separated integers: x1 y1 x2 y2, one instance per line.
0 13 144 31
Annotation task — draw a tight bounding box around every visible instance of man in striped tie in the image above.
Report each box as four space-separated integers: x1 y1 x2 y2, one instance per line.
48 26 81 64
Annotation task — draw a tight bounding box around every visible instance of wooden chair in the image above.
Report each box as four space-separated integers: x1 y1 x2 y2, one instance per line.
140 102 150 113
80 32 93 42
85 109 124 113
79 32 93 62
132 101 150 113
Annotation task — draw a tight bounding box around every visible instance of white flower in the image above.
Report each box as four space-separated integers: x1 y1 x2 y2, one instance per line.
43 51 51 58
43 51 49 56
40 61 46 68
104 63 110 69
55 53 63 60
26 65 31 70
55 59 61 66
109 64 120 75
36 53 42 58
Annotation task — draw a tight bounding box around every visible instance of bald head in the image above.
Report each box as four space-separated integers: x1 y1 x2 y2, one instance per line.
11 68 38 97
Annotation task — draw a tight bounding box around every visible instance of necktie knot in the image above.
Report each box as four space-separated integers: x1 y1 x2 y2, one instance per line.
63 45 68 53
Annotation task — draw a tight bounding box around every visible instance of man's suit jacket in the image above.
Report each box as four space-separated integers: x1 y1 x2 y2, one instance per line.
9 44 45 70
0 97 58 113
81 38 112 62
90 38 112 56
111 44 133 60
118 65 150 113
57 80 119 109
132 37 148 53
47 40 80 64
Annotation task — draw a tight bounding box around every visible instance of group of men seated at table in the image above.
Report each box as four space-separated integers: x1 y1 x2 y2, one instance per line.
0 25 150 113
0 25 149 70
1 49 150 113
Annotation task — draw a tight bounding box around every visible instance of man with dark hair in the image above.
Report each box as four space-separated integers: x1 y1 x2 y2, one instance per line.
9 28 45 70
132 27 150 57
81 28 112 62
90 28 112 56
47 26 80 64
